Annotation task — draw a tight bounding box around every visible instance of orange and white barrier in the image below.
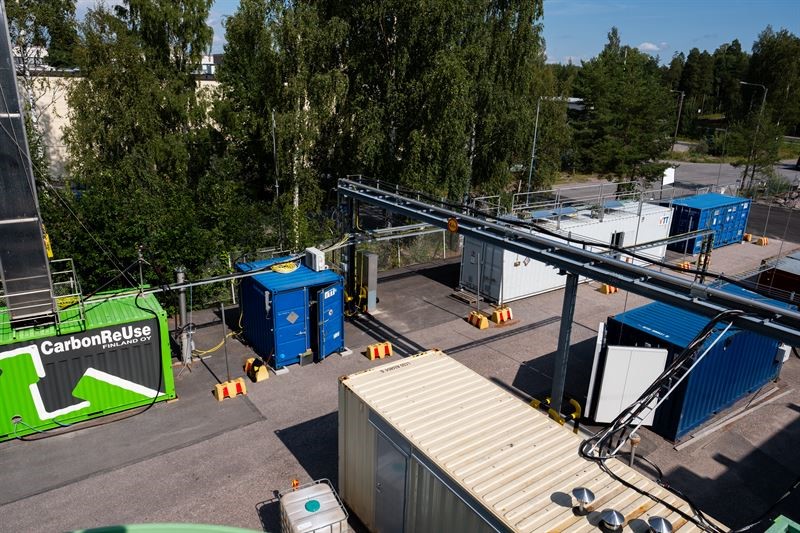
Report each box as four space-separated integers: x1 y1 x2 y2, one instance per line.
599 284 618 294
467 311 489 329
490 307 513 324
213 377 247 401
366 341 393 360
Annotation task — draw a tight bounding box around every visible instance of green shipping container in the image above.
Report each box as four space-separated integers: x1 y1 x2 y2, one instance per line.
0 293 176 441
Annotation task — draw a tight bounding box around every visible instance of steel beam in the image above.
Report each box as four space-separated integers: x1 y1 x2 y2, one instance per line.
337 178 800 346
610 229 714 254
552 273 578 414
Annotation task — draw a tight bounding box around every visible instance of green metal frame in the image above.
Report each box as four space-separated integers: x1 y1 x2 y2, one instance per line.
766 516 800 533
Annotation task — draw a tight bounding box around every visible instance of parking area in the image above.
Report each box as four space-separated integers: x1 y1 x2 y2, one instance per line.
2 235 800 531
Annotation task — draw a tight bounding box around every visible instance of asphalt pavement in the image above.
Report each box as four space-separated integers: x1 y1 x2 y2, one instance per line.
670 159 800 189
748 203 800 242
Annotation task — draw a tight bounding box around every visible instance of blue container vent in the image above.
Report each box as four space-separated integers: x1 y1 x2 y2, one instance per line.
236 257 345 369
664 193 751 255
606 283 794 440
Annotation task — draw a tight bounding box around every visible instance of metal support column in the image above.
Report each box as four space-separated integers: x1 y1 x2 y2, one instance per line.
697 234 714 285
551 272 579 415
176 267 191 365
346 198 357 314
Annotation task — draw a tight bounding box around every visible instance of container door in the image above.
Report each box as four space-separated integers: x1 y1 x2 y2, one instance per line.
376 431 407 533
593 345 668 426
316 283 344 359
272 288 308 367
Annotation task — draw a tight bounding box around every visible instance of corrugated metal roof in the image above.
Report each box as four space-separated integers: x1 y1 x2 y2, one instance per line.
0 293 164 346
236 256 342 292
670 193 749 210
611 284 795 348
342 350 720 532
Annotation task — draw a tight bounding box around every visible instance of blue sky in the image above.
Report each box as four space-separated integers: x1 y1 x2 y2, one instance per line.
78 0 799 63
542 0 800 64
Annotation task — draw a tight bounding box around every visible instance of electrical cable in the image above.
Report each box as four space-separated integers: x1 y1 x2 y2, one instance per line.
59 259 141 311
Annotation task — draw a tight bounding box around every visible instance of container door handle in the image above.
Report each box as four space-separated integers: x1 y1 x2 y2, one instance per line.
376 482 382 493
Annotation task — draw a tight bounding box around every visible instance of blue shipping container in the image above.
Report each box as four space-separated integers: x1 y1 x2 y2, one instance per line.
665 193 751 255
236 257 345 369
605 284 794 441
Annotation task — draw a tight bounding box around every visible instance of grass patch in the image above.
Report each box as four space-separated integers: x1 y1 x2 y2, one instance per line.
778 141 800 160
555 172 599 184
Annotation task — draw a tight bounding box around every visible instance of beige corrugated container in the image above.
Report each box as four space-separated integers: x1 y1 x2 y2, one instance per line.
338 350 725 532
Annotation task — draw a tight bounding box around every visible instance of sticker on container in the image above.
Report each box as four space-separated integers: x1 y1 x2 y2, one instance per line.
286 311 299 324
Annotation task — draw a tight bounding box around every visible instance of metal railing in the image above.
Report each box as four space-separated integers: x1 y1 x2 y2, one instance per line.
0 257 85 335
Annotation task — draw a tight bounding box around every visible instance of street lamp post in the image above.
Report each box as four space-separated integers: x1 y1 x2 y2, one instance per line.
739 81 768 191
527 98 543 194
527 96 569 193
670 90 685 151
715 127 728 189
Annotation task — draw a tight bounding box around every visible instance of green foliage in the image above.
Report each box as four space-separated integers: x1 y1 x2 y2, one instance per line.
38 3 800 295
711 40 748 117
726 110 783 190
216 0 346 250
7 0 78 68
573 28 673 182
747 26 800 133
328 0 555 198
663 53 684 90
55 1 265 291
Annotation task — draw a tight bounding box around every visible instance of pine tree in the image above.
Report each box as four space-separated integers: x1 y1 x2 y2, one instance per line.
573 28 672 182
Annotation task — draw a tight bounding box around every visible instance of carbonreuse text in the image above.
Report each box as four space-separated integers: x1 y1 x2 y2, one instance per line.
40 325 153 355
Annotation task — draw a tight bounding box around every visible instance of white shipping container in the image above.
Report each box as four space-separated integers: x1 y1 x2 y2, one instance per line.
460 201 673 304
338 350 723 532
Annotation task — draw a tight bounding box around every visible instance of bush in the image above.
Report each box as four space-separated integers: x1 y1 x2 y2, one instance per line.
689 140 709 155
765 174 792 196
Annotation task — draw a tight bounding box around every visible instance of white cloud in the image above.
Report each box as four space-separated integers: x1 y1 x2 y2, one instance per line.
638 41 669 53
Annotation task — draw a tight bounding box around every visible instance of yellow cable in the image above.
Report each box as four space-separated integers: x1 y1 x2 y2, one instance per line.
271 260 299 274
192 331 238 356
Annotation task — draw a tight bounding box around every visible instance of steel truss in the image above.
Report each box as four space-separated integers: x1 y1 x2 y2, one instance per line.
338 178 800 349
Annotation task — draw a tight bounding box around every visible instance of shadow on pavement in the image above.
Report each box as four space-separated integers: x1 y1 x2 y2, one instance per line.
442 316 560 355
378 260 460 288
0 352 264 506
511 337 598 405
275 412 339 486
665 404 800 527
347 314 426 357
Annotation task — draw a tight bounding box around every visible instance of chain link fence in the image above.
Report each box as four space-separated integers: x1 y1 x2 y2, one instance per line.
357 231 462 272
